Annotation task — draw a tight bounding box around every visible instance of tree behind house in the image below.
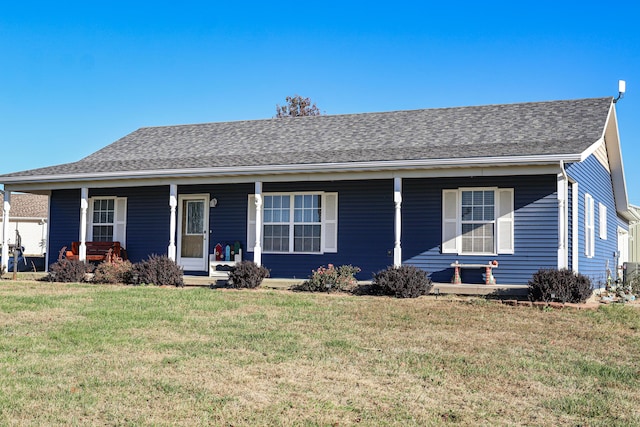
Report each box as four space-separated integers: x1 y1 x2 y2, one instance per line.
275 95 321 118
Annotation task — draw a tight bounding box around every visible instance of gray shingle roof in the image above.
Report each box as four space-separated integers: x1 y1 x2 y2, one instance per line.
0 193 48 218
1 97 613 179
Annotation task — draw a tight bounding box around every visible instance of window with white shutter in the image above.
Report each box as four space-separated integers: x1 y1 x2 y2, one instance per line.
247 192 338 254
88 197 127 244
441 188 514 255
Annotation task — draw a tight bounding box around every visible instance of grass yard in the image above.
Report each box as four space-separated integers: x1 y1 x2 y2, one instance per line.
0 281 639 426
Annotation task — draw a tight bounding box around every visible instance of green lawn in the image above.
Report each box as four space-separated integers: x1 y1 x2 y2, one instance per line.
0 281 639 426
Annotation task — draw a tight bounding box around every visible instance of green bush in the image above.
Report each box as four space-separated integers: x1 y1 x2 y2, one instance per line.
294 264 361 292
371 265 433 298
93 257 133 284
527 268 593 303
129 255 184 287
228 261 270 288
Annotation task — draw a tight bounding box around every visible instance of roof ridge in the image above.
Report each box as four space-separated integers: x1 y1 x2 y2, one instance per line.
131 97 614 131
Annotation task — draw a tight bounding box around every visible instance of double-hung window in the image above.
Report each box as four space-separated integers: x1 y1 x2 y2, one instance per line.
92 199 115 241
442 187 514 255
88 197 127 244
248 192 338 254
461 190 495 254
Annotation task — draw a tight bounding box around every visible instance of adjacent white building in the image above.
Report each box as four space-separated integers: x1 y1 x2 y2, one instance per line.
630 204 640 263
1 192 48 256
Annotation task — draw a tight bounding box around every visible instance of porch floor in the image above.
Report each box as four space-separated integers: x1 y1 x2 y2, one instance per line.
183 276 528 297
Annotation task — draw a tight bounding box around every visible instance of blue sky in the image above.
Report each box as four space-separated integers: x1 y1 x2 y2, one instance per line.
1 1 639 204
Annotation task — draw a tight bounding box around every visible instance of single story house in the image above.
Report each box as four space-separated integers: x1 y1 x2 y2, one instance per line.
0 97 635 285
0 192 48 256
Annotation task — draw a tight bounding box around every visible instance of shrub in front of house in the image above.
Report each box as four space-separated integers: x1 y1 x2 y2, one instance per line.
228 261 270 289
128 254 184 287
371 265 433 298
47 258 94 283
93 257 133 284
527 268 593 303
294 264 361 292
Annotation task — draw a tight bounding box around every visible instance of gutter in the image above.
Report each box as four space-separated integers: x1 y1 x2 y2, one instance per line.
0 153 583 185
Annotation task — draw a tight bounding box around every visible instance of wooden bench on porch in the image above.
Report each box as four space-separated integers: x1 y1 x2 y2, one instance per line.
65 241 125 262
450 260 498 285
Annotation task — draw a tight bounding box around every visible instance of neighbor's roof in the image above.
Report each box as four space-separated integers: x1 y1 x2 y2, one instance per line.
0 193 48 219
0 97 614 180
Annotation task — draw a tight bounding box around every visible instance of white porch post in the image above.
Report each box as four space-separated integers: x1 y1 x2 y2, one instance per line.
168 184 178 261
557 173 568 269
1 191 11 272
393 177 402 267
79 188 89 262
254 182 263 266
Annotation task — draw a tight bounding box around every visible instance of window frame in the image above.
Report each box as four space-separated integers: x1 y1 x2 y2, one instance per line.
87 196 127 244
261 192 325 255
89 197 116 242
459 188 497 255
442 187 514 256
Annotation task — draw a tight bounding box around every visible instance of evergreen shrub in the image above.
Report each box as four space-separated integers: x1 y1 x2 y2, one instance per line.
129 255 184 287
372 265 433 298
527 268 592 303
228 261 270 289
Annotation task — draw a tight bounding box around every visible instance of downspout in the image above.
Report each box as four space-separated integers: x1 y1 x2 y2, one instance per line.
557 161 569 269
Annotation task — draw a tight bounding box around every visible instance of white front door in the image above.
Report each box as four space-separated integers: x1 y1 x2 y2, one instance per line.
177 194 209 271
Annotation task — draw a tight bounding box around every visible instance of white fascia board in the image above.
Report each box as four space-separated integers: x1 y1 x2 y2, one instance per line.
1 153 580 189
579 137 605 162
4 164 562 192
577 101 633 220
602 104 631 217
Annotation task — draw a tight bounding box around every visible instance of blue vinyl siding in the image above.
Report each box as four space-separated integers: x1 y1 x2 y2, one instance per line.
48 189 81 266
177 181 393 278
50 186 171 265
402 175 558 285
566 155 619 285
258 180 394 279
90 186 169 262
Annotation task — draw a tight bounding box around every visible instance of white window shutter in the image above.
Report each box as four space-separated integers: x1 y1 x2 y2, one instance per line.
322 193 338 253
442 190 458 253
585 194 594 257
599 203 607 240
496 189 514 254
114 198 127 245
247 195 256 252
